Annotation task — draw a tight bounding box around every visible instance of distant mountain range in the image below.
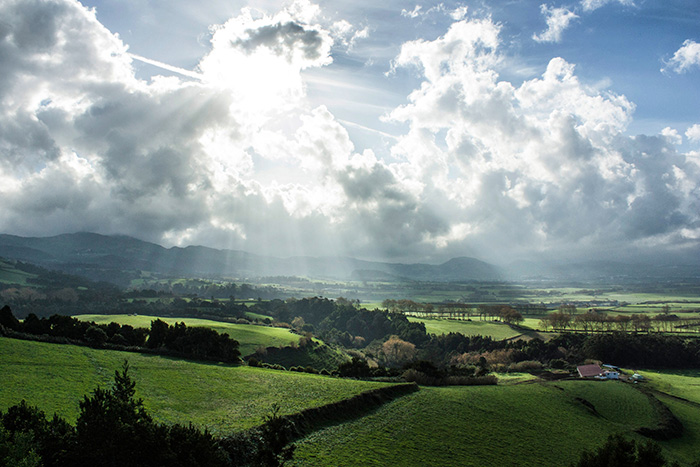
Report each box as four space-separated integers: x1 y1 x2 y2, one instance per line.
0 232 503 285
0 232 698 287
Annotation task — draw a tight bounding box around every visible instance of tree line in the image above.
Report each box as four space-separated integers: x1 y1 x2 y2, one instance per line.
248 298 700 370
540 310 700 334
0 306 240 364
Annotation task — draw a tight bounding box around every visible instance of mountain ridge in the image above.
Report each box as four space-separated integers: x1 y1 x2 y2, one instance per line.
0 232 503 285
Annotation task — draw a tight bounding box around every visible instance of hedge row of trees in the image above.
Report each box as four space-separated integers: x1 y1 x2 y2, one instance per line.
0 306 240 364
540 310 700 334
0 362 292 467
379 300 535 321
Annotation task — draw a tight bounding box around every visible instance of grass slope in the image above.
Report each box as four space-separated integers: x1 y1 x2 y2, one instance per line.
293 381 667 467
75 314 301 356
644 370 700 405
0 259 36 285
0 337 393 434
637 369 700 463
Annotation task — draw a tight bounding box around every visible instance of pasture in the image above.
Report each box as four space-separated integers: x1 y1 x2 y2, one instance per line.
0 337 392 434
408 316 527 340
3 336 700 465
0 259 36 286
293 380 673 466
75 314 301 356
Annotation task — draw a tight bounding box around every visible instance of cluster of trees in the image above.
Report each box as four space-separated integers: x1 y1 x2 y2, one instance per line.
571 434 690 467
247 298 700 371
0 362 293 467
0 306 147 347
252 297 429 348
145 319 241 362
0 306 240 364
582 333 700 368
540 310 700 334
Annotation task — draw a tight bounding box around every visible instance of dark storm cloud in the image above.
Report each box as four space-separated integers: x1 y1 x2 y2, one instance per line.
233 21 326 62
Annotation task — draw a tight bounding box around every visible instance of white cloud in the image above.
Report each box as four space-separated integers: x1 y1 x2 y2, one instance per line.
401 3 447 20
533 4 579 43
580 0 634 12
401 5 422 18
450 6 469 21
387 15 698 259
686 124 700 143
663 40 700 74
0 0 697 263
661 127 682 145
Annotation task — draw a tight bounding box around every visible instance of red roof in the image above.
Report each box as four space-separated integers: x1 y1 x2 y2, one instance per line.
577 364 603 378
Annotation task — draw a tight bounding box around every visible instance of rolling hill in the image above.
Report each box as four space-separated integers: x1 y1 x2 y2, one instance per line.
0 232 503 285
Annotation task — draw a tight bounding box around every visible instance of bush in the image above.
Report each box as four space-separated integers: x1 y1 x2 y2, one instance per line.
571 434 673 467
509 360 543 372
403 370 498 386
549 358 569 369
248 358 261 367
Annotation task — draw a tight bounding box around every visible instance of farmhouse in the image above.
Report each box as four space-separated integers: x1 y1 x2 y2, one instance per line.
577 364 603 378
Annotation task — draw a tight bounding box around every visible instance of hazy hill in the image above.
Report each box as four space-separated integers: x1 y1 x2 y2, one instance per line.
0 233 503 285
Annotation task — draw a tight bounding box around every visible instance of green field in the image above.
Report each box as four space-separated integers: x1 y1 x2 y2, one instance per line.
3 336 700 465
75 314 301 356
0 337 393 434
408 316 541 340
643 369 700 405
0 259 36 285
293 381 671 466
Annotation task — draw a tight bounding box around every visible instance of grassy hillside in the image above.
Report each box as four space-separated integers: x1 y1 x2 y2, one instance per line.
0 337 393 434
293 381 682 466
0 259 37 285
75 314 302 356
644 369 700 404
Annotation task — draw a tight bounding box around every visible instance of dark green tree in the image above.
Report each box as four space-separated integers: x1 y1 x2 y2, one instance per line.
572 434 677 467
0 305 20 330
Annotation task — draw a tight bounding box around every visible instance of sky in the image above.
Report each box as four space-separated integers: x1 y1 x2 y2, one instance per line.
0 0 699 265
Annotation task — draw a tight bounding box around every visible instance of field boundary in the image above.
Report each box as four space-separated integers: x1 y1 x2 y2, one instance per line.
633 387 684 440
265 382 419 443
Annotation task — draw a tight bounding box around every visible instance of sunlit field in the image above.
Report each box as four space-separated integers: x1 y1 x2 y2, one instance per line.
293 381 676 466
0 337 394 434
408 316 527 340
75 314 300 356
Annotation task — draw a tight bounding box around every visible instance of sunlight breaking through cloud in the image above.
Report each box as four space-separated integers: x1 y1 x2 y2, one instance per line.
0 0 698 265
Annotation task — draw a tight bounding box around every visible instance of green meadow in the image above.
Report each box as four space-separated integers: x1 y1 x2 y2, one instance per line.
3 336 700 465
292 381 675 466
75 314 301 356
408 316 546 340
0 259 36 285
643 369 700 405
0 337 393 434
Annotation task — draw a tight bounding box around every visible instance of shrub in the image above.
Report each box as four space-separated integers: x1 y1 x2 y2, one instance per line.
509 360 543 372
549 358 569 369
